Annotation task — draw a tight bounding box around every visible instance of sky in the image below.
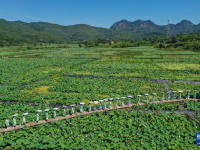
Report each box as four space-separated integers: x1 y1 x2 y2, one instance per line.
0 0 200 28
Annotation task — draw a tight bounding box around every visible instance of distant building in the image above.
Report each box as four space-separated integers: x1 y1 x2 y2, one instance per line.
106 38 114 44
106 38 110 43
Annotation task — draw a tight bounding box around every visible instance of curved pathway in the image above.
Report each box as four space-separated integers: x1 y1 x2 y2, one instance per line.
0 98 199 133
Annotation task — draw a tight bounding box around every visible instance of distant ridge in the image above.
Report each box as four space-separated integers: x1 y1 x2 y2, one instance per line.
110 19 200 35
0 18 165 45
0 18 199 46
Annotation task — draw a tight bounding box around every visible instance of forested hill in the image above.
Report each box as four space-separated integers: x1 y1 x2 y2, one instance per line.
0 19 67 46
1 18 199 46
110 19 200 35
24 22 153 41
0 18 164 46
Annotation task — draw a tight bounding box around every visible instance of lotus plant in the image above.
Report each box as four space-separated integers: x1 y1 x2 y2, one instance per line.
1 108 199 149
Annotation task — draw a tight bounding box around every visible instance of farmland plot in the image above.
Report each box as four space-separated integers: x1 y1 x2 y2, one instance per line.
0 46 200 149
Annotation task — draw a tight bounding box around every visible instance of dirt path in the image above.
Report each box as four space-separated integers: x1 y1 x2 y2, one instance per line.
64 75 200 84
10 53 39 57
4 49 64 58
185 114 200 126
0 98 199 133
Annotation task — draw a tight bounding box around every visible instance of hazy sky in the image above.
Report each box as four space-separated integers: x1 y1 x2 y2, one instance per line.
0 0 200 28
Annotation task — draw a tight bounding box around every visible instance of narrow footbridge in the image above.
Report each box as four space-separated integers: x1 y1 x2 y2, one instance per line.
0 98 199 133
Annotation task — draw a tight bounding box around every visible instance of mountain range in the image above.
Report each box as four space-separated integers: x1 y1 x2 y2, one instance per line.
110 19 200 35
0 18 199 46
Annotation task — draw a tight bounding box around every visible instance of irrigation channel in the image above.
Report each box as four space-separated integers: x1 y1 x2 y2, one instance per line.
64 75 200 86
0 98 200 133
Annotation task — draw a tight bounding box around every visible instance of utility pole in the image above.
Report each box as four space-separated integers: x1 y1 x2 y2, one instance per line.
167 20 171 37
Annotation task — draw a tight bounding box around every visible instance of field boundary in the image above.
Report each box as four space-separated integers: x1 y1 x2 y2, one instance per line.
64 75 200 84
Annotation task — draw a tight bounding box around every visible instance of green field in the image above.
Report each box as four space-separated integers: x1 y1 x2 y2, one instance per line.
0 46 200 104
0 46 200 149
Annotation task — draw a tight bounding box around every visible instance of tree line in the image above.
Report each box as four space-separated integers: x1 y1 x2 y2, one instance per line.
83 33 200 51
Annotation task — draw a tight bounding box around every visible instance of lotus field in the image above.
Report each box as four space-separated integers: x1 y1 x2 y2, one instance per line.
0 110 199 149
0 46 200 149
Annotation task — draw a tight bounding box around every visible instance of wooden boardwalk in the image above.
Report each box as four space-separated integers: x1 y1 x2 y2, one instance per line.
0 98 199 133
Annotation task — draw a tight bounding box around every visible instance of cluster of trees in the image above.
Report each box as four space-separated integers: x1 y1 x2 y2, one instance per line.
84 38 107 47
153 33 200 51
0 29 67 47
84 32 200 50
83 38 151 48
111 40 151 48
